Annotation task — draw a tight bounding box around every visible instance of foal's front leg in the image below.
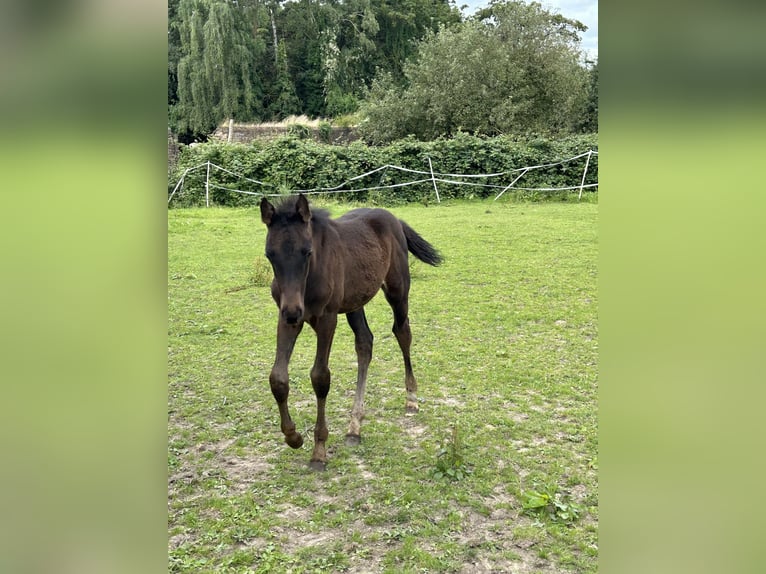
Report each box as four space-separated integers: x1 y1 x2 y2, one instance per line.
308 313 337 471
270 320 304 449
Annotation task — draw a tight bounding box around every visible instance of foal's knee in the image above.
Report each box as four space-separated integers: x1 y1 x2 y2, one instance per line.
310 366 331 399
269 371 290 403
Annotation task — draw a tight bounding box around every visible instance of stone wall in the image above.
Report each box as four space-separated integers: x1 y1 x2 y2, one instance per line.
210 123 360 145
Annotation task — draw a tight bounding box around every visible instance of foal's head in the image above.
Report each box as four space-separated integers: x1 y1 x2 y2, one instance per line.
260 194 314 325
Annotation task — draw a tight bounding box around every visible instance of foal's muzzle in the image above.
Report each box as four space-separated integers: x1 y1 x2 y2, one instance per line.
281 305 303 325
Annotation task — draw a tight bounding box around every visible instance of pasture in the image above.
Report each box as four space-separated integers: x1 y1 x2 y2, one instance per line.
168 199 598 573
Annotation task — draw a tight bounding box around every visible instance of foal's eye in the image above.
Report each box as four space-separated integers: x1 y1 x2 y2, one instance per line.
301 248 313 258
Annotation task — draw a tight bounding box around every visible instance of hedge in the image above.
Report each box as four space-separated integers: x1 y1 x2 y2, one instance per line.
168 132 598 207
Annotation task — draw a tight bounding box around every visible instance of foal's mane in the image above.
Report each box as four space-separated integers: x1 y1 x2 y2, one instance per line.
271 195 331 225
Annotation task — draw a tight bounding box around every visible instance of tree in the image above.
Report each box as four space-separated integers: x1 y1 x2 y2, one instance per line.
168 0 182 112
275 0 339 117
477 0 589 134
577 60 598 133
360 23 515 142
321 0 380 114
371 0 462 83
168 0 465 127
269 41 302 119
171 0 265 138
359 0 591 142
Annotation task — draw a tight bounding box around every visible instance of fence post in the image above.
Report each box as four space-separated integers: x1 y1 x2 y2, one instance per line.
205 161 211 207
579 150 593 201
168 171 186 205
427 156 440 203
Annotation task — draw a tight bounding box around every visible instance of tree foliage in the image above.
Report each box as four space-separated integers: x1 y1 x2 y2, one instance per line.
577 60 598 133
169 0 460 139
359 1 591 142
169 132 598 206
167 0 596 141
172 0 265 136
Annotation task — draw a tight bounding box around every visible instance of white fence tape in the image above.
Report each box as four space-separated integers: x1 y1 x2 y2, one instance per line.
168 150 598 205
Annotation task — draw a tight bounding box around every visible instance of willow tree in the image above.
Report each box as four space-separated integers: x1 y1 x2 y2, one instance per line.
172 0 265 138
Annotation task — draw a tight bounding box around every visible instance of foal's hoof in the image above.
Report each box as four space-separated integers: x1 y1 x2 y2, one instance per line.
405 402 420 414
308 460 327 472
285 433 304 449
344 433 361 447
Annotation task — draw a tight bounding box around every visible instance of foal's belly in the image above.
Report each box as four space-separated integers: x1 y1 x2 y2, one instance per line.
338 281 382 314
335 224 391 313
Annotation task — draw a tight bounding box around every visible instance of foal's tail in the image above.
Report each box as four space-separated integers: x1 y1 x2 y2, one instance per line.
401 221 443 267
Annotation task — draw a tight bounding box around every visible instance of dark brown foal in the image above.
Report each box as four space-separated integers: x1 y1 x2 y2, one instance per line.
260 194 442 470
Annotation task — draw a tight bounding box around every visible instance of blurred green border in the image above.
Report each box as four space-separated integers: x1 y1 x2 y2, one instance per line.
601 1 766 573
1 3 168 573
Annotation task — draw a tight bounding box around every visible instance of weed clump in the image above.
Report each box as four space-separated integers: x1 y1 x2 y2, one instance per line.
432 425 473 482
522 484 583 524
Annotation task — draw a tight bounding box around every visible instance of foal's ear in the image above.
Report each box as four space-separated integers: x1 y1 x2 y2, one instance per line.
260 197 275 226
296 193 311 223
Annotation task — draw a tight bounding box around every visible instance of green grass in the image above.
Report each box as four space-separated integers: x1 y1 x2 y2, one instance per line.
168 198 598 573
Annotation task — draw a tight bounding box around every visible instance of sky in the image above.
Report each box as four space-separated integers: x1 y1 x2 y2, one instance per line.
458 0 598 62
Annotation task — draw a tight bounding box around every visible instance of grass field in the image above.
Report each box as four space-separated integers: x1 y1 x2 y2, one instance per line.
168 199 598 573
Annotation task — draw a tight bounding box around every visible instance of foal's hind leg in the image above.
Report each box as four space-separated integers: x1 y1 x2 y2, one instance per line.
345 309 373 446
383 285 419 413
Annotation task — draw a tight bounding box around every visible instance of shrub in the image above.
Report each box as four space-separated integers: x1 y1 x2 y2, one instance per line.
318 121 333 144
287 124 311 139
168 133 597 207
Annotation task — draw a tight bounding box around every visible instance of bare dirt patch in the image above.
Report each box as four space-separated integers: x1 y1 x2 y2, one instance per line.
402 417 428 440
221 454 274 493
